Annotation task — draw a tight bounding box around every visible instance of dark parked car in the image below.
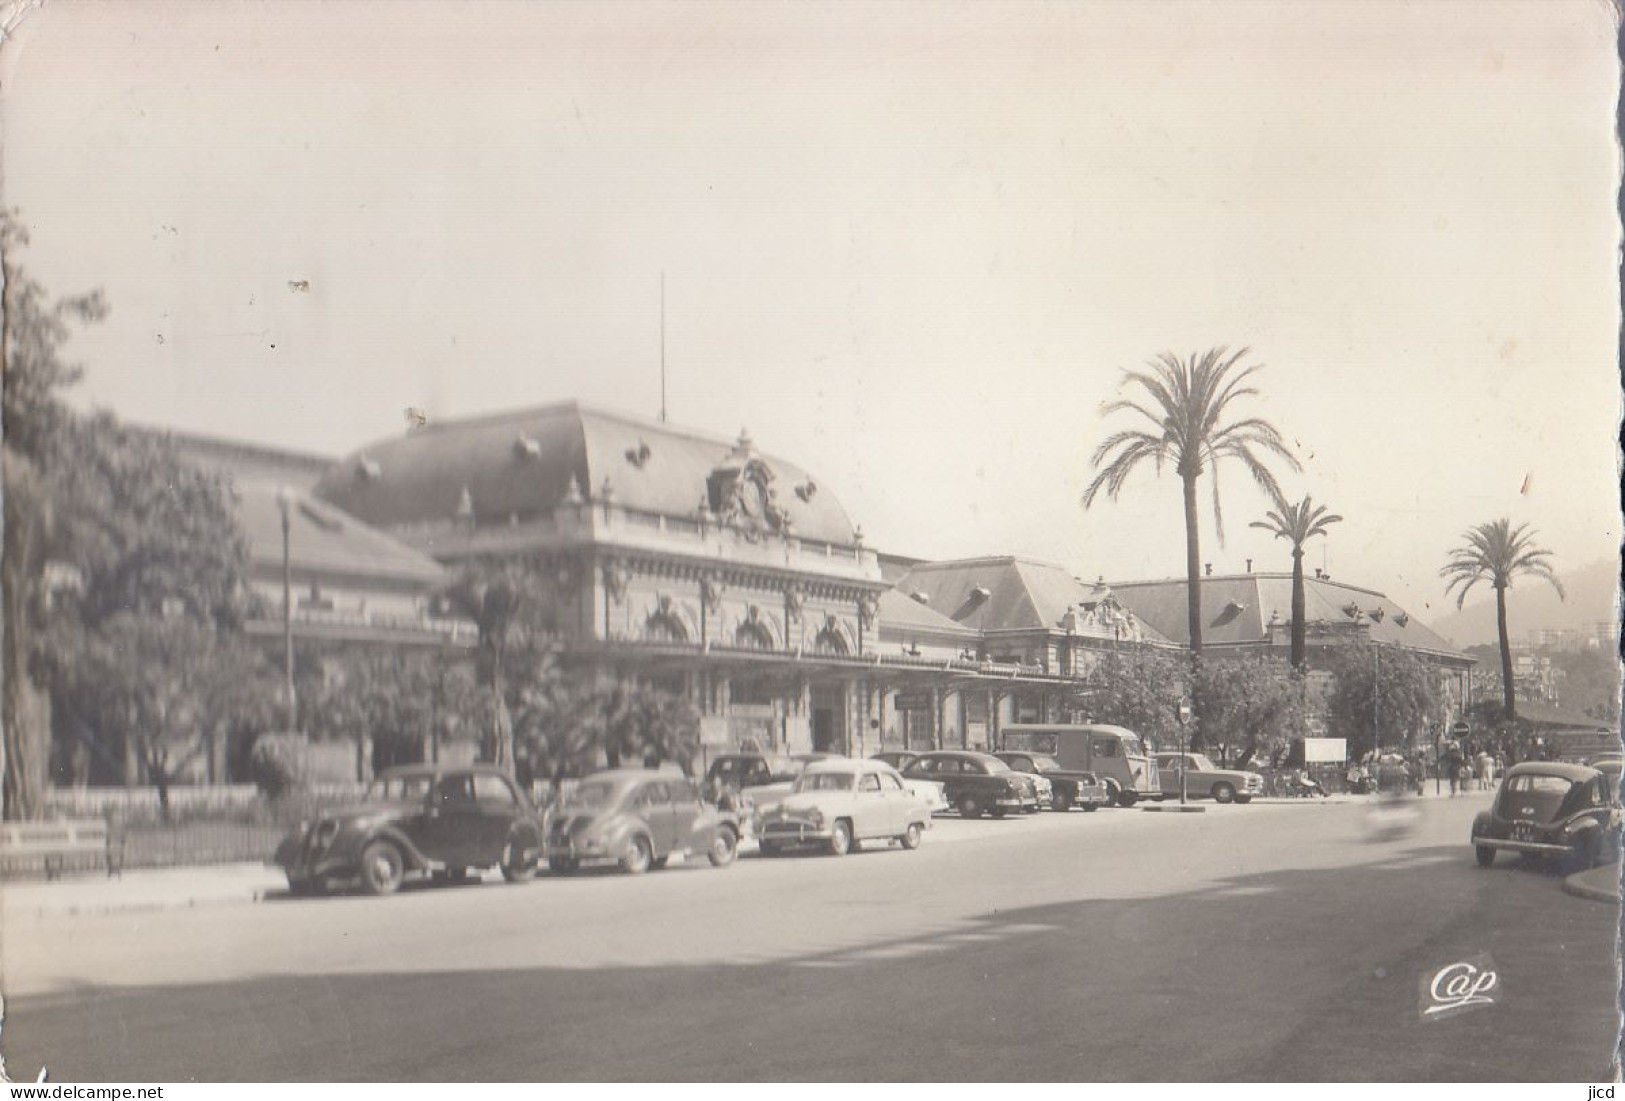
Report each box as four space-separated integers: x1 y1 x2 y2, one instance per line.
546 770 741 874
901 750 1039 818
994 751 1110 811
1471 761 1622 870
871 751 918 771
272 765 543 896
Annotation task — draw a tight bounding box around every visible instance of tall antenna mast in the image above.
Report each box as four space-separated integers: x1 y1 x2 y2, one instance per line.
659 271 667 423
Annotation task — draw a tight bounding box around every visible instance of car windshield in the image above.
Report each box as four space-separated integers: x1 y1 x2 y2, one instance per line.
1123 736 1145 757
366 774 433 802
1026 756 1063 772
562 780 623 810
794 772 856 793
976 756 1012 774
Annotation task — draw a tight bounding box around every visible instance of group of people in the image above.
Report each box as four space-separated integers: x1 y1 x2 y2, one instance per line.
1440 740 1506 796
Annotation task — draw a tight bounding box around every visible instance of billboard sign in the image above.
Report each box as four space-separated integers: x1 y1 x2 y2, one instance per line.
1303 737 1348 763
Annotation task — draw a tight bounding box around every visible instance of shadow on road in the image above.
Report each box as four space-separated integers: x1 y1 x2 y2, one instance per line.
10 844 1618 1083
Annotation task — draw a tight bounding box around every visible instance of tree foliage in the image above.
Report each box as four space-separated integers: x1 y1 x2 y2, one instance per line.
1249 491 1342 670
509 661 702 783
440 556 561 774
2 209 263 818
1193 655 1306 767
1079 650 1190 750
51 614 278 818
1323 641 1440 761
1440 519 1563 720
303 648 481 772
1083 347 1300 660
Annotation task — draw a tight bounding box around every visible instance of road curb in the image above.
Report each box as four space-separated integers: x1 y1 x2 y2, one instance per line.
1561 868 1622 904
1141 803 1206 813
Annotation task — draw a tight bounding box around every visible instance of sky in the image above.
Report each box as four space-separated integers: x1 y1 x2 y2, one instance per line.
3 0 1620 633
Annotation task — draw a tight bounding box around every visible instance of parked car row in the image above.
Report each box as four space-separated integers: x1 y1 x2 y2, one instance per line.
272 740 1273 897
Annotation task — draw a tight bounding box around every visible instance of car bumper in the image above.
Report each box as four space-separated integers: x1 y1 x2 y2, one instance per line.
758 821 833 844
997 796 1039 810
1473 836 1570 856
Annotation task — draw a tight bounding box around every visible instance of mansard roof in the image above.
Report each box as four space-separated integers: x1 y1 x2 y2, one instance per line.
1108 573 1469 661
892 555 1174 644
314 401 860 546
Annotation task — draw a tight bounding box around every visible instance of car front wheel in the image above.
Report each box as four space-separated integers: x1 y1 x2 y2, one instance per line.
1212 783 1235 804
1051 791 1071 812
501 841 536 883
622 835 653 875
827 819 852 856
359 841 405 896
959 795 983 819
1235 794 1252 805
708 826 738 867
1117 789 1138 808
1475 844 1496 868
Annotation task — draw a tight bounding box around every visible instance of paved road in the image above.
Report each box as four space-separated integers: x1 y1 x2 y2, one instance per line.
3 794 1617 1081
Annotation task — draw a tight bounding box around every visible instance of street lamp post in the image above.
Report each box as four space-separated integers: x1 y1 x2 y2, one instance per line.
276 485 297 732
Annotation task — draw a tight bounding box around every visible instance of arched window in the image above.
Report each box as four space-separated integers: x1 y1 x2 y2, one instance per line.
645 612 688 644
735 620 774 651
813 624 849 655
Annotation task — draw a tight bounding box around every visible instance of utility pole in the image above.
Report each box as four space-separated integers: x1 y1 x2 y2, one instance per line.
275 485 298 732
659 271 667 423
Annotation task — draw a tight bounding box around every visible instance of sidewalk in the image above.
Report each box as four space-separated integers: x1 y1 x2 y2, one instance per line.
1562 861 1623 904
1 861 284 919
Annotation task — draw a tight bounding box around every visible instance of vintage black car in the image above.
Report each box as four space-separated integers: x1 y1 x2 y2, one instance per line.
546 769 741 874
900 750 1039 818
870 751 918 772
994 751 1111 811
273 765 544 896
1471 761 1622 870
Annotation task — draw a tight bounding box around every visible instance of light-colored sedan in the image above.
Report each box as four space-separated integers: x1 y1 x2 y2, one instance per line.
757 758 935 856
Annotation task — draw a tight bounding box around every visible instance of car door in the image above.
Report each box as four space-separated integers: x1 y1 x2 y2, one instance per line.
853 771 886 837
471 773 524 865
877 769 912 832
635 781 677 855
425 772 484 868
666 779 705 853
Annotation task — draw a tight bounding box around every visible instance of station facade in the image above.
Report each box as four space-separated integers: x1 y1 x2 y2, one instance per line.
152 400 1474 774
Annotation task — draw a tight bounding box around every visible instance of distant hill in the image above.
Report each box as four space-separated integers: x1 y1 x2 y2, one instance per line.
1429 558 1620 648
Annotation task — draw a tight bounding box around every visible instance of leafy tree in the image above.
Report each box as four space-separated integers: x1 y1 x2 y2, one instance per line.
1 210 258 817
1194 656 1306 767
1440 519 1564 720
1249 492 1342 670
1083 347 1299 657
1 211 107 818
1323 641 1440 761
52 615 278 819
1079 650 1190 750
305 648 480 773
511 665 702 783
441 557 559 774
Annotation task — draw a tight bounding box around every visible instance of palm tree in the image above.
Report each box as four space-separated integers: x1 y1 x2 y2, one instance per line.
1440 519 1564 720
1083 347 1299 655
1249 492 1342 670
